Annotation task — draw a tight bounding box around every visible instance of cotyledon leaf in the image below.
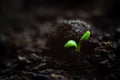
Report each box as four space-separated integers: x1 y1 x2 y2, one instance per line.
80 31 90 41
64 40 77 48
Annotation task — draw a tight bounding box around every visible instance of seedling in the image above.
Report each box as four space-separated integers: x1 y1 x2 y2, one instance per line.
64 31 90 51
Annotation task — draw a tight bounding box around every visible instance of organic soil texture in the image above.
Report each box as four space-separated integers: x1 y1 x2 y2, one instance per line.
0 0 120 80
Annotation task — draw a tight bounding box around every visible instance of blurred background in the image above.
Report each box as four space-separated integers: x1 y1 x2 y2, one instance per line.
0 0 120 31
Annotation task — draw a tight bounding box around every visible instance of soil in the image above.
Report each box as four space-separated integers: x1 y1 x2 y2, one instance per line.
0 0 120 80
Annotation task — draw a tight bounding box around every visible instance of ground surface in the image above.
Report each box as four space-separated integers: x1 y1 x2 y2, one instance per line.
0 0 120 80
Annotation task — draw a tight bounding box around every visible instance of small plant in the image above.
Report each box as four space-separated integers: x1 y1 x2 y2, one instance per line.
64 31 90 51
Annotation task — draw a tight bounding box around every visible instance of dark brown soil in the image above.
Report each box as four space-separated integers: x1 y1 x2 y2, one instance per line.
0 0 120 80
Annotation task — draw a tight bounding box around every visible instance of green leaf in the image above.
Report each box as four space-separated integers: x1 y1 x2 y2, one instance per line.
80 31 90 41
64 40 77 48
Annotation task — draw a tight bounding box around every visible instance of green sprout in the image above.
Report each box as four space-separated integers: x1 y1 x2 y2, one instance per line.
64 31 90 51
